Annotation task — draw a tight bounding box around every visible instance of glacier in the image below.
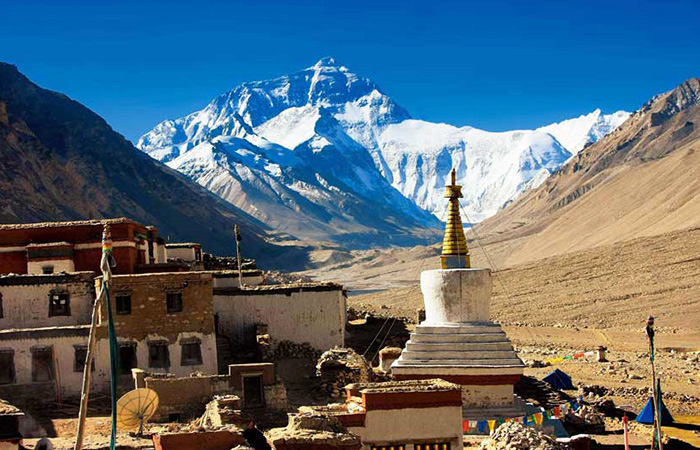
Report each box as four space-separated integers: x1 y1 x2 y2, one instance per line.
138 57 629 246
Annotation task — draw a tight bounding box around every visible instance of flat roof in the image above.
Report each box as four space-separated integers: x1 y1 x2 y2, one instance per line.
0 398 23 416
166 242 201 248
0 271 96 286
0 217 146 231
0 324 92 341
214 282 344 296
348 378 461 394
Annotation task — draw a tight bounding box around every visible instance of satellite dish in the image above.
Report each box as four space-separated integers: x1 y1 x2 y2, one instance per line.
116 388 159 435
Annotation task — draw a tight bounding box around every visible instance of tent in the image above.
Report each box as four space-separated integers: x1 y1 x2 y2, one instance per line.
636 396 674 425
542 369 575 390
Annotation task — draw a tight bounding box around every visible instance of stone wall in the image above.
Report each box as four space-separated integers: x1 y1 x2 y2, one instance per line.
213 284 345 352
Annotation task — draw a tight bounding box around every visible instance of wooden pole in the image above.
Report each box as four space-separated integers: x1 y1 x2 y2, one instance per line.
74 287 105 450
234 224 243 288
646 316 664 450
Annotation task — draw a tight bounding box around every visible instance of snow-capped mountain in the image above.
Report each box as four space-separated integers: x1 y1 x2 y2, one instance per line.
138 57 629 246
538 109 630 155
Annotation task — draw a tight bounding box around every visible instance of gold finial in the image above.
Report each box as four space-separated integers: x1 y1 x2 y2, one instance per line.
441 168 470 269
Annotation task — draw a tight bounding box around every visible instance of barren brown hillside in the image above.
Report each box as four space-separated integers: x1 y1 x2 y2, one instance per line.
476 78 700 267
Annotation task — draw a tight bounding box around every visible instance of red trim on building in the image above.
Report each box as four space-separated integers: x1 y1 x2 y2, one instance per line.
392 374 522 386
336 412 366 428
362 389 463 411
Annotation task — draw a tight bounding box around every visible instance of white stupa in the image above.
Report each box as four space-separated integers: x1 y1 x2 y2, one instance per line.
392 169 526 419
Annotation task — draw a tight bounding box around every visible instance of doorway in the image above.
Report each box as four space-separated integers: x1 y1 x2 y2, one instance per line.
242 374 264 408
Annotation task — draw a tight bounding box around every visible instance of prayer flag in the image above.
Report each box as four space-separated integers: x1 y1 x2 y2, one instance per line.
564 355 574 360
477 421 487 433
534 412 544 425
574 353 585 358
553 406 561 418
488 420 496 433
462 420 469 433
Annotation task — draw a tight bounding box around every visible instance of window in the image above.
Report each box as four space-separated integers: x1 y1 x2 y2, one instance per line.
116 294 132 315
119 343 138 375
31 346 54 382
42 265 54 274
0 292 3 319
0 349 15 384
180 338 203 366
415 444 450 450
148 341 170 369
73 345 95 373
48 291 70 317
166 292 183 313
370 446 405 450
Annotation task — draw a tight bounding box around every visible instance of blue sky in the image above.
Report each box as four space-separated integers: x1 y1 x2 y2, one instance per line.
2 0 699 143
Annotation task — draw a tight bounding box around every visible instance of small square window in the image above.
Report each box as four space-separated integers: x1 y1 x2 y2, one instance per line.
166 292 183 313
73 345 95 373
148 341 170 369
42 266 54 274
116 294 131 315
180 339 202 366
49 292 70 317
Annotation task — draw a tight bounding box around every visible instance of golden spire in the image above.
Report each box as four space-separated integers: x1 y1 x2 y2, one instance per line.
441 168 470 269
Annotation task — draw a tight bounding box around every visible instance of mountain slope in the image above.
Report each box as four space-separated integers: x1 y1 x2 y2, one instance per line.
0 62 308 269
139 58 628 241
477 78 700 266
537 109 630 155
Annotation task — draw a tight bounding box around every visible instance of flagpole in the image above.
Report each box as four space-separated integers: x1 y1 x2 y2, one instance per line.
646 316 663 450
234 224 243 288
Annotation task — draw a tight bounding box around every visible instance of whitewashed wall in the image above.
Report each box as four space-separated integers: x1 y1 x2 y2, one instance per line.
213 289 345 351
0 276 95 329
348 405 463 450
27 258 75 275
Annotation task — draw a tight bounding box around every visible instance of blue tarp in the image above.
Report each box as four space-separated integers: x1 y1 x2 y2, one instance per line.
543 368 575 390
636 396 674 425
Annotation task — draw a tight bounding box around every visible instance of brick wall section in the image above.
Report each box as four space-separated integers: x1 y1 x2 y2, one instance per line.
96 272 215 341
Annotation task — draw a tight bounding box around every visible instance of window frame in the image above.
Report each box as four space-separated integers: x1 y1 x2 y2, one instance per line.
48 291 71 317
73 345 95 373
115 293 132 315
166 291 183 314
148 341 170 369
31 346 54 382
0 349 15 385
118 342 138 375
180 338 203 366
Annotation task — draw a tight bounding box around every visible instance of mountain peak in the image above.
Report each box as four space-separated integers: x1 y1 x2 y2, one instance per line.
311 57 343 70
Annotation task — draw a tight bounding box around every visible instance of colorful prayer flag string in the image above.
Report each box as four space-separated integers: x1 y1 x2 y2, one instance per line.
544 350 596 364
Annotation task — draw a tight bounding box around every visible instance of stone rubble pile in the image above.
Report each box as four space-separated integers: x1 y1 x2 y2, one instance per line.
479 422 568 450
316 347 373 398
580 384 700 404
274 340 322 360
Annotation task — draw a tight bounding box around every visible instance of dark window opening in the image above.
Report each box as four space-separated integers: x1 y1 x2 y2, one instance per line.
48 292 70 317
119 343 138 375
0 350 15 384
116 294 132 315
42 266 54 274
31 346 54 382
148 341 170 369
180 339 203 366
166 292 183 313
73 345 95 373
242 374 264 408
0 292 3 319
194 248 202 262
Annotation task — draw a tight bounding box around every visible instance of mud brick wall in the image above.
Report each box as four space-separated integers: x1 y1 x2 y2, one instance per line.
97 272 215 341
